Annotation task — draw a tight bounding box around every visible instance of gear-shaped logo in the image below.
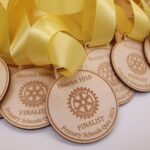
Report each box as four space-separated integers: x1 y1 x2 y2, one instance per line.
68 87 99 119
98 62 118 86
127 53 147 75
18 81 48 108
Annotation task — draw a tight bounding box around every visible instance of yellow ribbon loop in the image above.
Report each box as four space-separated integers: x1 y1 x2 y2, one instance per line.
81 0 96 42
115 0 150 42
115 4 132 34
26 15 84 65
35 0 85 14
83 0 116 46
90 0 116 46
2 0 149 76
0 4 9 51
25 14 86 76
141 0 150 22
129 0 149 41
48 32 86 76
0 0 87 76
10 14 32 65
0 0 9 9
7 0 33 65
0 3 13 64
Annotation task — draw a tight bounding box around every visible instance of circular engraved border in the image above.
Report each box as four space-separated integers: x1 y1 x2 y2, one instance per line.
46 70 119 144
0 68 53 130
111 40 150 92
86 48 134 106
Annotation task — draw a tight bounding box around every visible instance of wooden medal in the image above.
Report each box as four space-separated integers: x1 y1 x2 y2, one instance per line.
46 70 118 143
83 47 134 105
1 68 55 129
112 40 150 92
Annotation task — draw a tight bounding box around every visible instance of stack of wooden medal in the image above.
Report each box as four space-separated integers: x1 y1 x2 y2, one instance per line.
0 0 150 144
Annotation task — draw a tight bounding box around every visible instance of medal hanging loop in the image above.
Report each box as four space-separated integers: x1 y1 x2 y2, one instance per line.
115 0 150 42
0 0 9 9
35 0 85 14
84 0 116 48
0 0 87 77
0 4 13 64
140 0 150 21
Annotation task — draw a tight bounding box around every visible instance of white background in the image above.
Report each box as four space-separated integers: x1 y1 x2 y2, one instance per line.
0 92 150 150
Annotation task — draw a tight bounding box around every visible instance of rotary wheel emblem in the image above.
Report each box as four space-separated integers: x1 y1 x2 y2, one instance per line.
19 81 48 107
127 53 147 75
98 62 118 86
68 87 99 119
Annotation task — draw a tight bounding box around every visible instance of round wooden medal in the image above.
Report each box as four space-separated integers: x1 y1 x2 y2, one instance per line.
83 47 134 105
112 40 150 92
46 70 118 143
0 68 55 129
0 58 10 101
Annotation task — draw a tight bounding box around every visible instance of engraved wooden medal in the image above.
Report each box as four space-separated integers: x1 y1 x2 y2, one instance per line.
83 47 134 105
112 40 150 92
0 68 55 129
46 70 118 143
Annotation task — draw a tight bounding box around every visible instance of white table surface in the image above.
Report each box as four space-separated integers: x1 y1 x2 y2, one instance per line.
0 92 150 150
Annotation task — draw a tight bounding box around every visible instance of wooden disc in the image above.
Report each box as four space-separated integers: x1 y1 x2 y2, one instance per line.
111 40 150 92
0 68 55 129
83 47 134 105
46 70 118 143
0 58 10 102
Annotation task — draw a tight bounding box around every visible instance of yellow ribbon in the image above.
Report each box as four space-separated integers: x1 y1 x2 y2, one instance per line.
35 0 85 14
0 0 9 9
0 0 118 76
0 0 87 76
115 4 132 34
115 0 149 41
0 3 12 63
141 0 150 23
1 0 149 77
83 0 116 46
